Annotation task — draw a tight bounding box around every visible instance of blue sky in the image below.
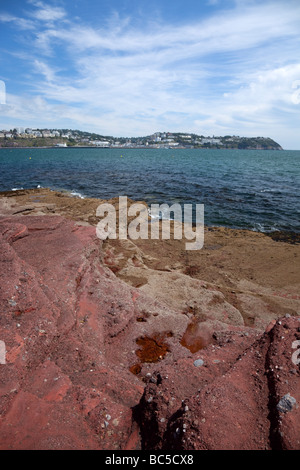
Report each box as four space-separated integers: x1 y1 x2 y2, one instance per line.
0 0 300 148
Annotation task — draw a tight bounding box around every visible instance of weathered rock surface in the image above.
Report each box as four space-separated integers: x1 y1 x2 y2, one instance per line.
135 316 300 450
0 189 299 450
0 215 146 449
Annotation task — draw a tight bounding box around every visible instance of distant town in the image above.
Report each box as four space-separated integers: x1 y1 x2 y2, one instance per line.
0 127 283 150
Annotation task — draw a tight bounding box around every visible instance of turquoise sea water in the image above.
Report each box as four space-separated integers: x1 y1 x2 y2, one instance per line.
0 147 299 232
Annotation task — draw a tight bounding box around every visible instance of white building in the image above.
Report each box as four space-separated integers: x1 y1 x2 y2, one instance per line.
201 138 222 145
93 140 110 147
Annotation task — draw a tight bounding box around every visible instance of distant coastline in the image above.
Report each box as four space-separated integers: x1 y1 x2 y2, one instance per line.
0 146 284 150
0 128 283 150
0 145 284 150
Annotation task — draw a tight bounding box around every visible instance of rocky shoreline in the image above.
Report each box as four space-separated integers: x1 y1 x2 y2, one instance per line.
0 188 299 450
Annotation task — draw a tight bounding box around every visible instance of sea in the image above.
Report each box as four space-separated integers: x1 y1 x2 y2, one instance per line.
0 147 299 233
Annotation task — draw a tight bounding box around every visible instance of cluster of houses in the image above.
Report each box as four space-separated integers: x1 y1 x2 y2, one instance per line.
0 128 225 148
0 128 74 139
145 132 223 148
2 128 261 149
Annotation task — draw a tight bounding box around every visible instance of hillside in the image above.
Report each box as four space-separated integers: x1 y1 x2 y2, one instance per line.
0 129 283 149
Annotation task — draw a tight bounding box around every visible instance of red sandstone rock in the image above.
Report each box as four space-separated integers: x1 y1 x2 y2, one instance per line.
136 317 300 450
0 215 299 450
0 216 144 449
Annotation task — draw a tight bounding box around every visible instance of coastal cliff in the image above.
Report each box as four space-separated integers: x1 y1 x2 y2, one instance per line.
0 189 299 450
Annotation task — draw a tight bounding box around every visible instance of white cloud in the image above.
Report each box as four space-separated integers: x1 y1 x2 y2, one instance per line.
37 2 299 57
0 12 35 29
190 63 300 147
33 59 58 82
27 0 66 22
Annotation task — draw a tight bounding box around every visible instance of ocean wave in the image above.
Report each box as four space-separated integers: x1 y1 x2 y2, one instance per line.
148 206 174 221
70 190 86 199
148 204 195 224
259 188 281 194
252 222 280 233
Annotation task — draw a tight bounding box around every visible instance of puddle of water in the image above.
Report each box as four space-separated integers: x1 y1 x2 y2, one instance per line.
180 320 213 353
129 332 173 376
135 332 172 363
129 364 142 375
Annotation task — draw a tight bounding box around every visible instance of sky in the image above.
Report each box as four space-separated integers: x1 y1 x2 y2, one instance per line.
0 0 300 149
